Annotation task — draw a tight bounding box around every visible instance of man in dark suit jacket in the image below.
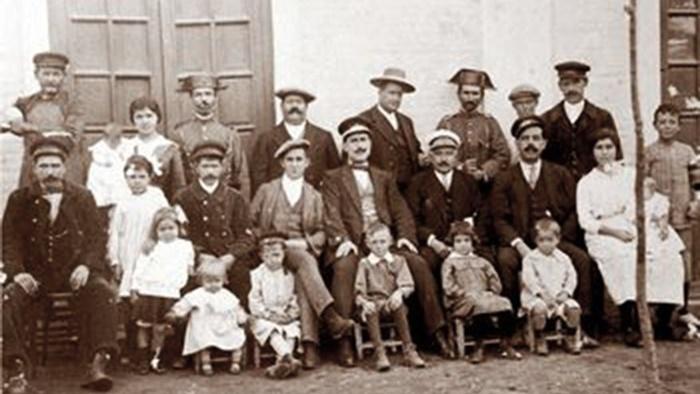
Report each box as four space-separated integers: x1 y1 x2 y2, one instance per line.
406 129 494 273
358 67 422 192
540 61 621 180
323 116 452 367
491 116 595 338
2 138 118 392
250 87 341 195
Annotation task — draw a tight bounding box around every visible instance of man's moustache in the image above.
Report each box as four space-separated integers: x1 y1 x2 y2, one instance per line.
203 175 218 181
289 107 303 115
524 146 538 152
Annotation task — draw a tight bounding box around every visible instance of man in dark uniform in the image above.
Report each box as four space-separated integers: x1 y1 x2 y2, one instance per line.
405 129 494 275
2 138 118 392
323 116 453 367
171 72 249 198
10 52 86 187
358 67 423 192
540 61 620 180
250 87 341 194
437 68 511 187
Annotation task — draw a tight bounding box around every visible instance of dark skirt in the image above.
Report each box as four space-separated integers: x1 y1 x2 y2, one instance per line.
132 295 175 326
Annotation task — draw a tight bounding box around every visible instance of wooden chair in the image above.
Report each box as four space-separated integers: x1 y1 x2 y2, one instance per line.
193 347 248 374
252 337 300 368
451 318 502 359
524 316 581 352
353 321 403 360
28 292 79 367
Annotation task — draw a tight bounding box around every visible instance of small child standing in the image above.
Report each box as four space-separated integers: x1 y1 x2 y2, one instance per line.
249 232 302 379
441 221 521 364
521 218 581 355
354 222 426 372
166 260 248 376
130 207 194 374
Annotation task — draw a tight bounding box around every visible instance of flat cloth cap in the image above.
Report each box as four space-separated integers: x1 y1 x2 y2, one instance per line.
178 72 227 93
508 84 541 101
338 116 372 141
275 87 316 103
510 115 547 139
30 136 69 161
274 139 311 159
190 141 226 162
258 231 288 247
449 68 496 90
33 52 69 70
555 61 590 80
428 129 461 151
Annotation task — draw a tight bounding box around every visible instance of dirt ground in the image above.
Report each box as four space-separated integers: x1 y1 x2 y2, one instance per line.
30 340 700 394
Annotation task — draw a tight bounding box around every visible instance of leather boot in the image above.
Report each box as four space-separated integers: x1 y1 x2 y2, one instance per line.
403 344 426 368
374 346 391 372
81 350 113 392
434 329 456 359
322 307 354 339
535 332 549 356
337 338 356 368
302 341 320 370
469 340 485 364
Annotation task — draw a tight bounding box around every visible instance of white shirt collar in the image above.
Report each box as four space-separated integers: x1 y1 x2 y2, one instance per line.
377 105 399 130
281 174 304 205
199 179 219 194
564 100 585 123
284 121 307 140
367 252 395 265
433 170 454 191
352 168 371 189
519 159 542 182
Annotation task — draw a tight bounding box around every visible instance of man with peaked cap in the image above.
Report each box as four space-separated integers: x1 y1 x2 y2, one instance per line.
509 84 541 119
2 137 119 392
540 61 620 180
406 129 495 276
250 138 353 369
250 87 341 195
171 72 250 198
322 116 453 366
490 116 596 345
437 68 511 187
358 67 423 193
10 51 86 188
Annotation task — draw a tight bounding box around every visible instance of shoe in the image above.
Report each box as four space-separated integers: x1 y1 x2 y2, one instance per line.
469 341 485 364
150 357 166 374
535 336 549 356
403 344 426 368
288 357 302 377
582 333 600 349
81 350 114 392
337 338 356 368
302 342 320 370
171 357 187 370
434 330 456 359
229 362 241 375
564 334 582 355
4 358 29 394
500 339 523 360
323 308 354 340
200 363 214 376
266 355 294 379
375 347 391 372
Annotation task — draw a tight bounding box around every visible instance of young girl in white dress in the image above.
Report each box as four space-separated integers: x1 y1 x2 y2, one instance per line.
130 207 194 374
166 260 248 376
249 232 302 379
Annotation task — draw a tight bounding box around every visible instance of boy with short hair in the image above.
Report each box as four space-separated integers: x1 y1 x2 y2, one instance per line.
354 222 426 372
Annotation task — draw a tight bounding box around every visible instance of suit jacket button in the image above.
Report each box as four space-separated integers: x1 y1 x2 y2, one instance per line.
32 218 38 223
203 216 209 222
205 231 210 237
203 201 208 206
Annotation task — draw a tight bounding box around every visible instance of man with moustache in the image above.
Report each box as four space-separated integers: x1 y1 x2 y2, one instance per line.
323 117 453 366
490 116 595 348
406 129 494 275
9 52 86 187
171 72 249 197
2 138 119 392
540 61 620 180
508 84 540 119
250 87 341 194
358 67 423 192
437 68 510 187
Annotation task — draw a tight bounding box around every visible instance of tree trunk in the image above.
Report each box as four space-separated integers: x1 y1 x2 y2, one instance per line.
627 0 661 386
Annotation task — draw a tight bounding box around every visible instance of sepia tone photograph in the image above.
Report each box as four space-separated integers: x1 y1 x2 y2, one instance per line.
0 0 699 393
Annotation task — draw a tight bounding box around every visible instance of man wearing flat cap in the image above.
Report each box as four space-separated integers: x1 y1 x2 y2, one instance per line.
540 61 620 180
509 84 541 119
437 68 511 188
490 116 596 346
357 67 423 192
250 138 353 369
322 116 452 366
250 87 341 196
171 72 249 198
2 137 119 392
406 129 495 276
10 51 86 188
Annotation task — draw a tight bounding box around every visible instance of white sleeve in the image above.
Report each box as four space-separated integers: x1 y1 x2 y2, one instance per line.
576 175 602 234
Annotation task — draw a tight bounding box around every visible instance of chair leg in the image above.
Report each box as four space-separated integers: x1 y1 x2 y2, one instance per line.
454 319 466 359
353 323 364 360
526 317 535 353
253 341 261 369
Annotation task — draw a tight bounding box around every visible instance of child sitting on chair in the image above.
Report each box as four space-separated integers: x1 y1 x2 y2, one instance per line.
354 222 426 372
248 232 302 379
165 260 248 376
521 218 581 355
441 221 521 364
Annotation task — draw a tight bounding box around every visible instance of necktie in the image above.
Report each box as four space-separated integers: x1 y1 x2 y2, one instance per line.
528 164 538 189
43 193 63 223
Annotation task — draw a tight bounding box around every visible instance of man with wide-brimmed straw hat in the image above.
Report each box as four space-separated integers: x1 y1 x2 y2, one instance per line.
250 86 341 195
171 72 249 198
10 51 86 188
437 68 510 188
357 67 423 193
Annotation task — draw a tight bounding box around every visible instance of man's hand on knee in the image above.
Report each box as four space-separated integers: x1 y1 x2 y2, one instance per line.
335 240 358 258
69 265 90 291
13 272 40 295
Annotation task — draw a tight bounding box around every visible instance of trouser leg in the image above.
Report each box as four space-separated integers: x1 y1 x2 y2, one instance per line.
391 304 414 345
285 249 334 315
74 276 119 362
397 250 446 336
495 246 522 311
296 275 320 344
330 254 359 319
2 284 35 368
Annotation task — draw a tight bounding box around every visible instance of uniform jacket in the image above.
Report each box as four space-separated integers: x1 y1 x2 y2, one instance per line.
322 166 417 259
490 161 578 246
540 100 620 179
173 181 255 263
359 106 422 184
250 122 341 195
2 181 106 291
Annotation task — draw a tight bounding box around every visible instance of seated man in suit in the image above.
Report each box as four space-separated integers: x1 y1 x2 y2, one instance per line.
405 129 494 276
490 115 597 345
323 116 453 367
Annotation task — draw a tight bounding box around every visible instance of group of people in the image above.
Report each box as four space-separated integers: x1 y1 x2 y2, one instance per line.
1 51 699 393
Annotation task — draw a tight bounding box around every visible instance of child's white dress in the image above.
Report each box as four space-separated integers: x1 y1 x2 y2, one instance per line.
86 138 134 207
172 287 247 356
248 265 301 344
